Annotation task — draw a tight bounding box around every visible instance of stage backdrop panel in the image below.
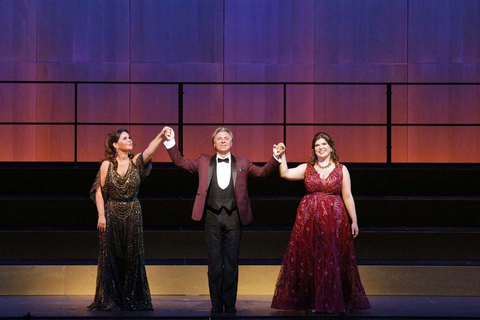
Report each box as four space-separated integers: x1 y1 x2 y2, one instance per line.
36 125 75 161
1 0 480 163
183 125 284 163
286 125 387 163
183 85 224 124
408 65 480 124
36 84 75 123
0 0 36 62
131 0 223 63
225 0 314 157
130 0 224 135
131 84 179 125
36 0 130 63
77 84 130 124
407 127 480 163
0 125 37 161
77 125 130 162
315 0 407 64
285 126 317 163
0 83 36 122
408 0 480 64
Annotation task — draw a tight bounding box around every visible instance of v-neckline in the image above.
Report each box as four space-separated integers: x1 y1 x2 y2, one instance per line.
313 164 336 180
114 159 131 178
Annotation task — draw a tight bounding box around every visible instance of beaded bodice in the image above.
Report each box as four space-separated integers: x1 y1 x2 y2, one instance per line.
304 163 343 195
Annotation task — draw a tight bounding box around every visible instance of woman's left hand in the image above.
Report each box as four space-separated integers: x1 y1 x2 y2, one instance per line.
351 222 359 239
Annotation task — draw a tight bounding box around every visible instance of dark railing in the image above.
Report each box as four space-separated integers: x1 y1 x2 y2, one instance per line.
1 81 480 163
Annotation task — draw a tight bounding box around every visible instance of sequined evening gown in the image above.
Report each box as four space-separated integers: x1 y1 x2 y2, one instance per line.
271 164 370 313
88 154 153 311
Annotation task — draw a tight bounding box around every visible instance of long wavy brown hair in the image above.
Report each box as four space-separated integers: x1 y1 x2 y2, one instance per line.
309 132 339 167
103 128 134 169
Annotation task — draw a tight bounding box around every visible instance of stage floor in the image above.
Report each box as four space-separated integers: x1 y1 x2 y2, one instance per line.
0 295 479 319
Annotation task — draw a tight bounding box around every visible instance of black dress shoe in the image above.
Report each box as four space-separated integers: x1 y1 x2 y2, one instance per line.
225 306 237 313
211 307 223 313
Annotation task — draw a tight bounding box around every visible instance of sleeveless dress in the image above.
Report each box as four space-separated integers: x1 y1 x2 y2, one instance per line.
271 163 371 313
88 154 153 311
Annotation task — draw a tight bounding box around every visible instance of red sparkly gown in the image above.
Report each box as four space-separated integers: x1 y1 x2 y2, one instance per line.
271 163 371 313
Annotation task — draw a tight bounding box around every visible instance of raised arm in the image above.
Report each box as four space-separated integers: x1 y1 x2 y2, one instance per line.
163 127 201 173
246 143 285 178
275 143 306 181
133 127 167 164
341 165 359 238
95 160 109 232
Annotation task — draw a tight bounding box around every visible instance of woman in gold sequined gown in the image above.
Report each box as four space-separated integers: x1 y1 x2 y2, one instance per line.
88 127 167 311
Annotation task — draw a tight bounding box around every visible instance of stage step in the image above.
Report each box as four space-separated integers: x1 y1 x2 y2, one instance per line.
0 229 478 261
1 196 479 228
2 162 480 197
0 264 479 296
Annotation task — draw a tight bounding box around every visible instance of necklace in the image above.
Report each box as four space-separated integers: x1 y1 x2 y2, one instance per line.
317 162 331 169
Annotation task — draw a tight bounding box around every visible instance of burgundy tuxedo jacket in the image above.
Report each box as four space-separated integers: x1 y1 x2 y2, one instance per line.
167 145 280 225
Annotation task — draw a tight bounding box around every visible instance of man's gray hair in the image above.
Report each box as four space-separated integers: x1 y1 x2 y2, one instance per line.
211 127 233 144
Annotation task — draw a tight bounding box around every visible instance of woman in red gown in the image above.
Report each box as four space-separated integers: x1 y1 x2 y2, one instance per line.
271 132 371 313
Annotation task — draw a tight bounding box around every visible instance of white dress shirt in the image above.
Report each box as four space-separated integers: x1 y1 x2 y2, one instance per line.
216 154 231 190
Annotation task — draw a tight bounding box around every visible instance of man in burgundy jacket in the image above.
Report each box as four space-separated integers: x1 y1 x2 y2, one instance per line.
163 127 283 313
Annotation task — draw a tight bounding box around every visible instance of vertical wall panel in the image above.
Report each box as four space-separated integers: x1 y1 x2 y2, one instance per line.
286 85 315 124
409 0 480 63
0 0 36 62
36 84 75 122
36 125 74 161
131 85 178 124
0 84 36 122
315 0 407 63
130 0 224 133
225 0 315 138
408 65 480 124
314 65 408 124
0 1 37 161
77 125 129 162
224 83 283 124
36 62 130 82
314 126 386 163
36 0 129 62
0 125 37 161
392 127 408 163
1 1 479 163
225 0 314 64
131 0 223 63
407 127 480 163
36 0 130 80
286 126 386 163
313 0 408 162
182 126 219 159
77 84 130 123
183 85 223 124
285 126 316 163
0 0 37 154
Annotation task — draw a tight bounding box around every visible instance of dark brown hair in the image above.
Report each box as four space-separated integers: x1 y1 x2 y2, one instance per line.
103 128 134 169
309 132 339 166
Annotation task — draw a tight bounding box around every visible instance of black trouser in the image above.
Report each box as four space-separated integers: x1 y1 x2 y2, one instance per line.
204 208 242 309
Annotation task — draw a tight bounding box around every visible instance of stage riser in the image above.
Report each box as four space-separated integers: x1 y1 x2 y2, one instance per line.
1 164 479 197
1 198 479 228
1 231 479 261
0 265 478 296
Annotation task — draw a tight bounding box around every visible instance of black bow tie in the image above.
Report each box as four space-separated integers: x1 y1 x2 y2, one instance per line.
218 158 229 163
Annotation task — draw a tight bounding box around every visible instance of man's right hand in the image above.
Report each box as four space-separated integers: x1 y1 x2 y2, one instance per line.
164 126 175 141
